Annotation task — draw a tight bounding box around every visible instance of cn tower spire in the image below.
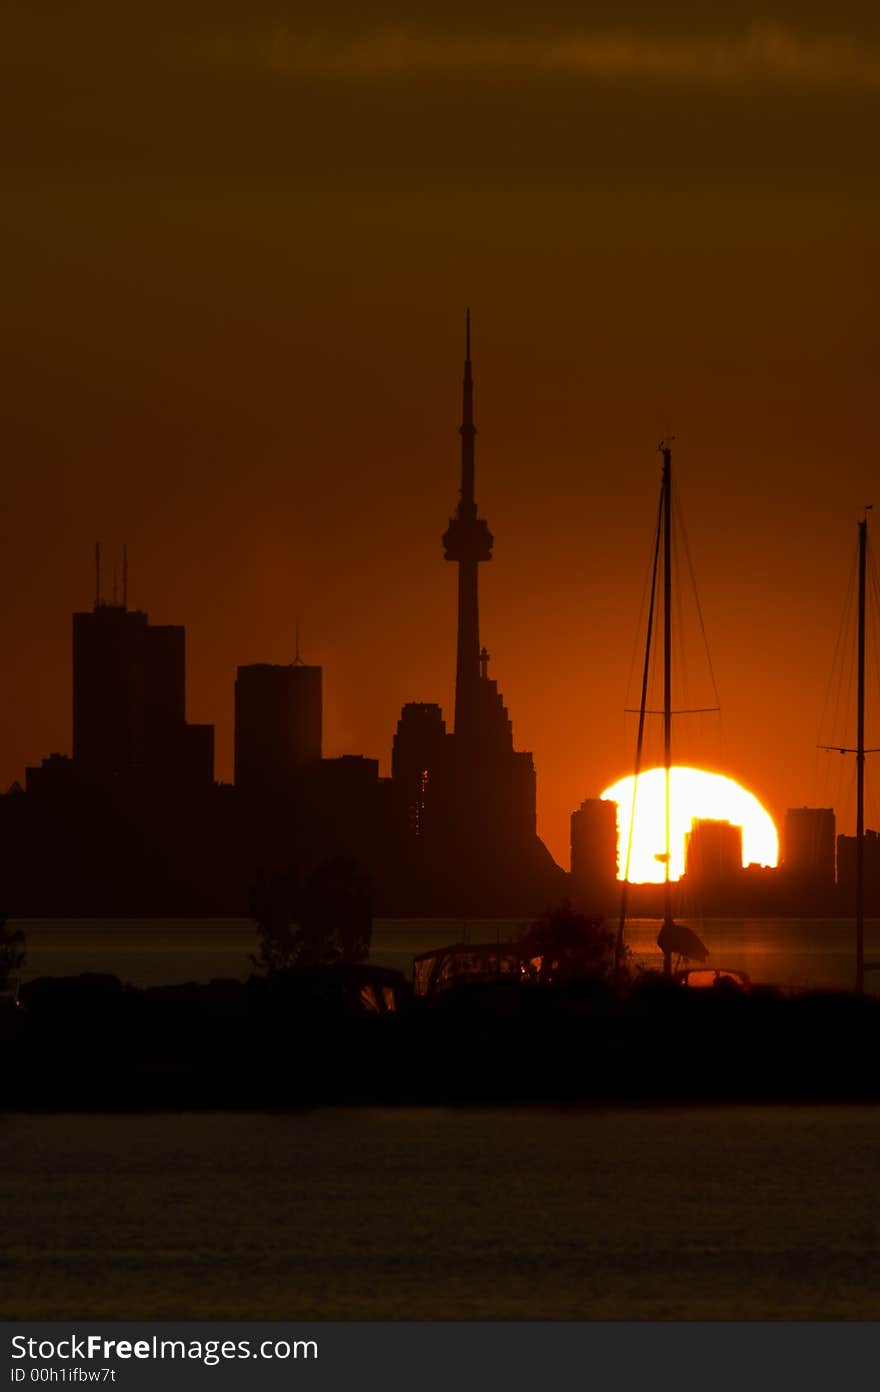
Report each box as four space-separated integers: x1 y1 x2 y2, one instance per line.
460 307 476 512
443 311 494 741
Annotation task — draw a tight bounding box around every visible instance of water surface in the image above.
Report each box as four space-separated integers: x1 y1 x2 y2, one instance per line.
3 1106 879 1320
12 916 880 992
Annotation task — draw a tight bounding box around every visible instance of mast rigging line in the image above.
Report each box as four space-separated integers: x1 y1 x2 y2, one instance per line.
673 485 722 714
817 540 858 782
816 515 871 993
623 485 671 733
867 543 880 718
817 745 880 754
616 443 720 976
672 519 689 723
625 707 720 716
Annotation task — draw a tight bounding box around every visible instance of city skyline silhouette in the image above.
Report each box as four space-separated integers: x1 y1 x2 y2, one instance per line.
6 0 880 1337
4 6 880 869
1 311 880 885
3 316 877 920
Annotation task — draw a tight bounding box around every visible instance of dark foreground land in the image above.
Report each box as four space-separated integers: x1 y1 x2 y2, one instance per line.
6 975 880 1320
7 970 880 1107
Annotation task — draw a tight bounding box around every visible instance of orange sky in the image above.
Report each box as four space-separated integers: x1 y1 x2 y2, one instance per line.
3 3 880 866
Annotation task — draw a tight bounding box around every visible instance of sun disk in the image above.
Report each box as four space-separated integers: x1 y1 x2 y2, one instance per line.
600 766 778 883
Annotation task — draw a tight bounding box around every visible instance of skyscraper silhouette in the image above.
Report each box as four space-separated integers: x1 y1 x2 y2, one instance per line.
73 591 213 783
234 659 322 797
391 702 449 839
571 798 619 913
14 570 222 915
685 819 743 884
783 807 836 888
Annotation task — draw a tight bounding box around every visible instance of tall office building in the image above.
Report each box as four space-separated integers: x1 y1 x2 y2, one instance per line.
234 659 322 796
685 818 743 883
571 798 619 911
783 807 836 886
391 702 450 839
837 829 880 908
73 596 213 783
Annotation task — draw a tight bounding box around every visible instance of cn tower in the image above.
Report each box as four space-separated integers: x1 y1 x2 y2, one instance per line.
442 310 494 745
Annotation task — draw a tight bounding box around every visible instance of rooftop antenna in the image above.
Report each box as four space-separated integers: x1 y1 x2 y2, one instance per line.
112 562 118 607
293 617 304 666
94 542 102 610
122 544 128 609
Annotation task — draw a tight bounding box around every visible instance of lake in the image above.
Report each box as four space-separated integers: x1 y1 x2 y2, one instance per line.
10 915 880 993
6 921 880 1321
3 1105 880 1320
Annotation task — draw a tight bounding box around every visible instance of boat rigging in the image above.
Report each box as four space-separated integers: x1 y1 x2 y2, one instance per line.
818 506 876 995
616 441 715 976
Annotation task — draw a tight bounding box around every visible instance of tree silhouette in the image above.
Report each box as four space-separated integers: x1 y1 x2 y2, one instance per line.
0 918 25 990
249 863 300 974
521 901 622 983
298 857 373 966
250 858 373 973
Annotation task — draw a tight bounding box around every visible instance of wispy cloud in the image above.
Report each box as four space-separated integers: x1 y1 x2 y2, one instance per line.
188 24 880 90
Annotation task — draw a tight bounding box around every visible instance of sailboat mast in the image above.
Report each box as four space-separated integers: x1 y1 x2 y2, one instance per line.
856 514 866 996
662 442 673 974
616 486 664 972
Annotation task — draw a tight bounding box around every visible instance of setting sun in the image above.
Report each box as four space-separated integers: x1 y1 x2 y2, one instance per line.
601 767 778 883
